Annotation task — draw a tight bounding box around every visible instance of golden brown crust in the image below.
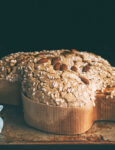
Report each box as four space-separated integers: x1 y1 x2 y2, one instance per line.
0 49 115 106
0 49 115 135
22 49 115 107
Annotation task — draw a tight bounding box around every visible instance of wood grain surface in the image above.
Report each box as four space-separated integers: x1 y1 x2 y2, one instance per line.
0 105 115 145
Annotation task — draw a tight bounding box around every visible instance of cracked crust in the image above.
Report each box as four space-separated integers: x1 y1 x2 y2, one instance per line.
0 49 115 106
0 49 115 134
21 49 115 107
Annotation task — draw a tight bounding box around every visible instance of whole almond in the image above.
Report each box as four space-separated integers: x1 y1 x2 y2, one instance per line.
54 63 61 70
82 64 90 72
51 57 60 65
60 64 67 71
38 58 48 64
71 66 77 72
80 76 89 84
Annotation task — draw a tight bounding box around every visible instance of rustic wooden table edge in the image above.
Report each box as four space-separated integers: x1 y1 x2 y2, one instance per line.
0 141 115 145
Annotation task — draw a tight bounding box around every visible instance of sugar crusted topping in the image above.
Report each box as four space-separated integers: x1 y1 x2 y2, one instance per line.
0 49 115 107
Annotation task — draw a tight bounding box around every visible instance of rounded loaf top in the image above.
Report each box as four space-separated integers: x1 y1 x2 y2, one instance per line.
0 51 40 82
0 49 115 107
21 49 115 107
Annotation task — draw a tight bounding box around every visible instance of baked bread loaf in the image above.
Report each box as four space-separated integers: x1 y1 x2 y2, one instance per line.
0 51 39 105
21 49 115 134
0 49 115 134
22 49 115 106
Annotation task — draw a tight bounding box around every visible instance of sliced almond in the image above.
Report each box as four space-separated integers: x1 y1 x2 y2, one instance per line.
54 63 61 70
60 64 67 71
38 58 48 64
71 66 77 72
51 57 60 65
80 76 89 84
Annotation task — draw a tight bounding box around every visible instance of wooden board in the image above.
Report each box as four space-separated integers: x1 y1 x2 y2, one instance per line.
0 105 115 145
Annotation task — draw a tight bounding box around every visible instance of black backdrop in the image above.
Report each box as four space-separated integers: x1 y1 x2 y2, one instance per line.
0 0 115 66
0 1 115 149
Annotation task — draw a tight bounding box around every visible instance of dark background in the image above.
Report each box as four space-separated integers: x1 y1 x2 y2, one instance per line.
0 0 115 66
0 0 115 149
